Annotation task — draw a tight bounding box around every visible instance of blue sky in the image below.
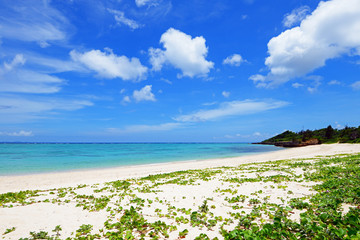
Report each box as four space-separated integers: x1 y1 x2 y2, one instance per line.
0 0 360 142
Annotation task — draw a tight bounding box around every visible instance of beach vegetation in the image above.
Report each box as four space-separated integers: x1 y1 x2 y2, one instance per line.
3 227 16 235
75 224 93 237
52 225 62 238
178 228 189 238
0 190 39 207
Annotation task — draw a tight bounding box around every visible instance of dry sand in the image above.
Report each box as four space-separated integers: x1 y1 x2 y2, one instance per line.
1 143 360 239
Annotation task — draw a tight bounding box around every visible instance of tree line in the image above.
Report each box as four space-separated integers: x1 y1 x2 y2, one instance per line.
260 125 360 146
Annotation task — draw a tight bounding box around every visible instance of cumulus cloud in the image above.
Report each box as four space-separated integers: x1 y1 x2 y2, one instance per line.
351 81 360 90
70 49 147 81
0 54 64 94
149 28 214 78
255 0 360 88
283 6 310 28
133 85 156 102
107 9 142 30
0 130 33 137
173 99 288 122
223 54 244 66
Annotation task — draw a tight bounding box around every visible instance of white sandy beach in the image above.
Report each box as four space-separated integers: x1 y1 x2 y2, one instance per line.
1 143 360 239
1 143 360 194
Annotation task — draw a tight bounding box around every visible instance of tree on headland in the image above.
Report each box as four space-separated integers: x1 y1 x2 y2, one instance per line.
325 125 335 139
260 124 360 147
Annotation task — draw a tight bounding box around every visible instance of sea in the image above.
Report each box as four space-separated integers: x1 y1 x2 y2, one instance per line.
0 143 281 176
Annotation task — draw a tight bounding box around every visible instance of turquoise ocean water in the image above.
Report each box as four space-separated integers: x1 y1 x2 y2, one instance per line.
0 143 281 176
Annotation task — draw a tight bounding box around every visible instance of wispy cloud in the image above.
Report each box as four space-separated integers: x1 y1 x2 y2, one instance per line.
174 99 289 122
292 83 304 88
135 0 161 7
222 91 230 98
3 54 26 70
283 6 310 28
0 130 33 137
351 81 360 90
121 96 131 105
107 122 184 133
0 54 65 94
328 80 341 85
0 0 70 45
108 9 142 30
0 95 93 123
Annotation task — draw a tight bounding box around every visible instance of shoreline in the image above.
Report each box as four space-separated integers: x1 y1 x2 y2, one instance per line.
1 143 360 194
0 147 270 177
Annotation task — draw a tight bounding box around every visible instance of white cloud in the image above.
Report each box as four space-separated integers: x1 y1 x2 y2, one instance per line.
149 28 214 78
160 78 172 85
283 6 310 28
307 87 317 93
70 49 147 81
24 53 85 73
202 101 217 106
38 41 50 48
149 48 167 71
107 9 142 30
223 54 244 66
3 54 26 70
0 95 93 123
222 91 230 98
257 0 360 87
107 122 183 133
328 80 341 85
0 55 64 94
292 82 304 88
253 132 262 137
351 81 360 90
335 121 343 129
121 96 131 104
0 0 69 43
135 0 160 7
0 130 33 137
133 85 156 102
249 74 268 88
306 75 322 93
173 99 289 122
